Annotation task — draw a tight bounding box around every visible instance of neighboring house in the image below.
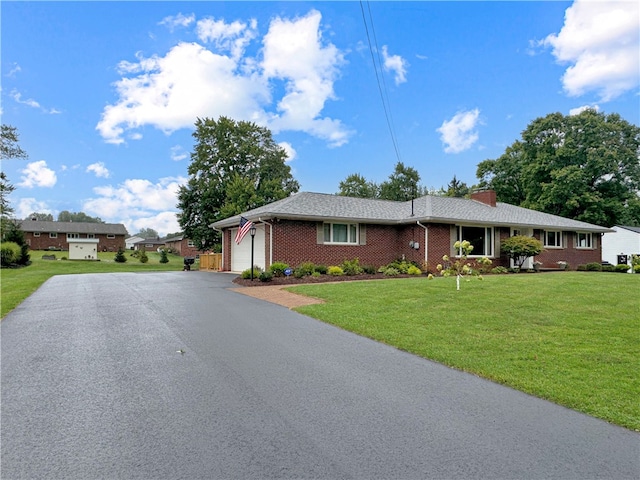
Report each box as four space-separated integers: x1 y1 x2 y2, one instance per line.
20 219 127 252
601 226 640 268
125 235 145 250
211 190 611 272
133 238 166 252
164 234 202 257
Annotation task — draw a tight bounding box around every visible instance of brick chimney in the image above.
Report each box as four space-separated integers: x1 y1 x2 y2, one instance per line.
471 189 497 207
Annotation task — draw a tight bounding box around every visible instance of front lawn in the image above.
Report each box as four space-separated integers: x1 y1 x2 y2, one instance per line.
290 273 640 430
1 250 188 318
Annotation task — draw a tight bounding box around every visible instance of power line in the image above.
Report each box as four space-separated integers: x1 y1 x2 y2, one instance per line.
359 0 402 164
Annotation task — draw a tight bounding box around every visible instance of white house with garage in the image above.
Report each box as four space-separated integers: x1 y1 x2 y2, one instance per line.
602 226 640 269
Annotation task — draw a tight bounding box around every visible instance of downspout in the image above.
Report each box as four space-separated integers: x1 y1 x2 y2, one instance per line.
258 218 273 268
416 221 428 267
210 225 224 271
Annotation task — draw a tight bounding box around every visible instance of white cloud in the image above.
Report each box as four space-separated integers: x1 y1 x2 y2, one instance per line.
437 109 482 154
86 162 110 178
97 10 351 148
262 10 351 147
7 63 22 78
15 198 53 219
18 161 57 188
170 145 189 161
196 17 257 60
10 90 41 109
382 45 408 85
278 141 297 162
569 104 600 116
82 176 187 236
124 211 181 238
542 0 639 101
159 13 195 32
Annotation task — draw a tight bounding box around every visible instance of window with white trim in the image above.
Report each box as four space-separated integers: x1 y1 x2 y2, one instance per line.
107 234 115 239
67 233 79 239
455 226 494 257
88 234 95 239
49 232 57 238
323 223 358 244
544 230 563 248
576 232 593 249
188 240 195 247
34 232 41 237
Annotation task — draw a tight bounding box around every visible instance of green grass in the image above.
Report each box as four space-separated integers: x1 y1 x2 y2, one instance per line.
290 273 640 430
1 250 189 318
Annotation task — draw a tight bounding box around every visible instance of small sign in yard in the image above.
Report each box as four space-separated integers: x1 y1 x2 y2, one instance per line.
284 268 293 276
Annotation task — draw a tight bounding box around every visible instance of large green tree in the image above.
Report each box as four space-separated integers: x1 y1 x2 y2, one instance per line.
177 117 300 250
477 110 640 226
136 228 159 239
57 211 104 223
1 125 28 219
337 173 380 198
337 162 426 201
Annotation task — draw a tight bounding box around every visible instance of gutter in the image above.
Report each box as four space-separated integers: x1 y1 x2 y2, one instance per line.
416 221 428 265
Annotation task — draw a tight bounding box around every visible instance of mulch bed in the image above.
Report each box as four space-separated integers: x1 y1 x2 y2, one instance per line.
232 273 415 287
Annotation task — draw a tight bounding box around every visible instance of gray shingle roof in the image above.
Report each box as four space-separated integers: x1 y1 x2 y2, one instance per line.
210 192 611 233
19 220 128 236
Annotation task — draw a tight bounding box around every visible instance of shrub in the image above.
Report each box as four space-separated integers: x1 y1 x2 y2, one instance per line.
585 262 602 271
269 261 289 277
615 264 630 273
634 265 640 274
296 262 316 277
382 267 400 277
258 271 273 282
241 266 263 279
327 266 344 276
159 249 169 264
407 265 422 275
341 258 364 276
311 271 321 278
577 264 587 271
362 264 377 274
114 247 127 263
139 251 149 263
313 264 328 275
602 264 615 272
491 266 509 274
130 250 140 258
1 242 21 266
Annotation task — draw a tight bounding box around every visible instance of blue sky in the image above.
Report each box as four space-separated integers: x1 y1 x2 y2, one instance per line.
2 1 638 236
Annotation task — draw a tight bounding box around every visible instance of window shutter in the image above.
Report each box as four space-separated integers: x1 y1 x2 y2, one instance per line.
359 224 367 245
317 223 324 244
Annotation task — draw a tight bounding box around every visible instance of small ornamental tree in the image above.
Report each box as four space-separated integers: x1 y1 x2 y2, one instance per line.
139 248 149 264
159 249 169 264
500 235 544 270
437 240 491 290
114 247 127 263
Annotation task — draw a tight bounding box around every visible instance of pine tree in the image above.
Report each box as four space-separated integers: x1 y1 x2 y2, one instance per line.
114 247 127 263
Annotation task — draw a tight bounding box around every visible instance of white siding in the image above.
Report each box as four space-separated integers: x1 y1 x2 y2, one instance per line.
601 227 640 266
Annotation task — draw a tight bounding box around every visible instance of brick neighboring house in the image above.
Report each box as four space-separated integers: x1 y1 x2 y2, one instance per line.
133 238 166 252
164 235 202 257
210 190 612 272
19 219 127 252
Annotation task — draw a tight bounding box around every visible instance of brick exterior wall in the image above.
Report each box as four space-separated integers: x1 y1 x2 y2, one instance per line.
25 232 125 252
165 238 202 257
220 220 603 272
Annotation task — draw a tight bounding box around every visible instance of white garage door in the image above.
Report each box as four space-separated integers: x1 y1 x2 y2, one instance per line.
231 226 265 272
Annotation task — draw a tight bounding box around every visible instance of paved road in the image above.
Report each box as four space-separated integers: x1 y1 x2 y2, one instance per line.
2 272 638 479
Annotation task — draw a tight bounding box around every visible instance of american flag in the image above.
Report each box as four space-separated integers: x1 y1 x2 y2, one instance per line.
234 216 254 244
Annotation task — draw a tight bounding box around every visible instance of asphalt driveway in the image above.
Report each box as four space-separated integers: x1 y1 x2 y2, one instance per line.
2 272 638 479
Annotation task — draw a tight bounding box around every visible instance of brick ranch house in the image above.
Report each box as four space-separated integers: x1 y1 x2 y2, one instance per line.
19 219 127 252
211 191 611 273
164 234 202 258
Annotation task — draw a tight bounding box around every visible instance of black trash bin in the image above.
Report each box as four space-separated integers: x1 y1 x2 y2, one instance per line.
183 257 195 271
